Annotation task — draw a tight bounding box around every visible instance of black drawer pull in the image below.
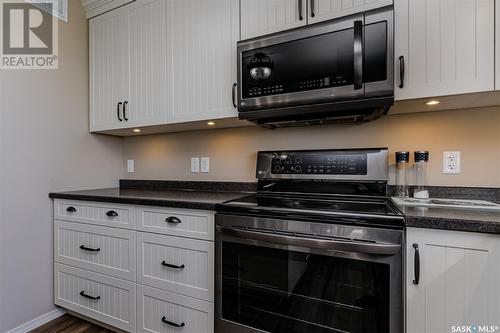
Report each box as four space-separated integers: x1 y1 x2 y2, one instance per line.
106 210 118 217
66 206 76 213
165 216 182 224
161 261 185 270
413 243 420 285
161 316 185 328
80 245 101 252
80 291 100 300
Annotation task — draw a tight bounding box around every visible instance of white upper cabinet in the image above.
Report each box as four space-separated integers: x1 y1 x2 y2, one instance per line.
395 0 495 100
406 228 500 333
126 0 168 127
240 0 307 40
90 0 238 133
89 8 129 132
308 0 392 24
90 0 167 131
166 0 239 123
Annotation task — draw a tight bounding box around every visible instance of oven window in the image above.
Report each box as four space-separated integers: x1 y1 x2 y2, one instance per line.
222 242 390 333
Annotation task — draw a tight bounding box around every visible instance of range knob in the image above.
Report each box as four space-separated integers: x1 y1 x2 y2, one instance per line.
295 165 302 172
274 165 281 173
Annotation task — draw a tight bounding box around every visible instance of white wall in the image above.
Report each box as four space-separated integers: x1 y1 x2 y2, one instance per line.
0 2 123 332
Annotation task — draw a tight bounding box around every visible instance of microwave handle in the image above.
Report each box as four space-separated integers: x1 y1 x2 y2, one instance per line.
220 226 400 255
353 20 363 90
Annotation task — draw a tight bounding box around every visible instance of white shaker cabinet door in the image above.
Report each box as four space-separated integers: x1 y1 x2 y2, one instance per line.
166 0 239 124
406 228 500 333
395 0 494 100
308 0 392 24
240 0 307 40
126 0 168 127
89 7 129 131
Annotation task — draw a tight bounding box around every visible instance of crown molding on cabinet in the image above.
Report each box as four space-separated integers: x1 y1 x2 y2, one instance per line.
80 0 134 18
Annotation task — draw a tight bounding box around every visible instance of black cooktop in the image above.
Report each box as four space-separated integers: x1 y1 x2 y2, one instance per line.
216 193 405 228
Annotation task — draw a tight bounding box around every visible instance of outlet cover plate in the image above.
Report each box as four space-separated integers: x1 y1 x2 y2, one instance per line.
443 151 461 174
200 157 210 173
191 157 200 173
127 160 134 173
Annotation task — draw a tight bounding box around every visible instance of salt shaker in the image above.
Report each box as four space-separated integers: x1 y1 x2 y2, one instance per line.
395 152 410 197
414 151 429 199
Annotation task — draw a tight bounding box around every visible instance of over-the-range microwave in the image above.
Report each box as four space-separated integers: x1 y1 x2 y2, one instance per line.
236 6 394 128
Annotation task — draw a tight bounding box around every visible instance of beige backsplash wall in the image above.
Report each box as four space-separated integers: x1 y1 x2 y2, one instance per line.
123 107 500 187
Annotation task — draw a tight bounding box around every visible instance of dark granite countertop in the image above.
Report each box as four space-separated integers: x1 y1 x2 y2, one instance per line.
50 180 500 234
49 187 250 210
397 204 500 234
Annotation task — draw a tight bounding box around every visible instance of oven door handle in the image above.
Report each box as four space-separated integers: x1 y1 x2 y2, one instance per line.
220 226 400 255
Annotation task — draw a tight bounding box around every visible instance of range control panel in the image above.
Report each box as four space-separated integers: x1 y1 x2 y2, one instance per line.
270 152 367 175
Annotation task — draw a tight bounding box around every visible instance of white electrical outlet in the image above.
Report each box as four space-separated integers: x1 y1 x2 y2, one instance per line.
127 160 134 173
191 157 200 173
443 151 461 174
201 157 210 173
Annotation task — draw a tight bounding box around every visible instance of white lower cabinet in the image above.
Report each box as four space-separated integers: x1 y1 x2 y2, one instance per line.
54 200 215 333
137 232 214 301
137 284 214 333
54 220 137 281
55 263 137 332
406 227 500 333
136 206 215 241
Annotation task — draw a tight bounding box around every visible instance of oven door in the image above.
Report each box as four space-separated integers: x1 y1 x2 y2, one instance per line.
237 7 393 114
215 215 403 333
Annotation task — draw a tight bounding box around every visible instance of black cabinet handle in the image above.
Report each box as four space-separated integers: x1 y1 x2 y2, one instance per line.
80 291 100 300
413 243 420 285
66 206 76 213
117 102 123 121
123 101 129 121
310 0 315 17
232 83 237 108
80 245 101 252
161 316 185 328
106 210 118 217
399 55 405 88
161 261 185 270
353 20 363 90
165 216 181 224
298 0 303 20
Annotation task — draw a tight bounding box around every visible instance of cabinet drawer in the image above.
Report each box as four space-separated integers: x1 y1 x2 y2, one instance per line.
55 263 136 332
137 232 214 301
137 284 214 333
54 199 135 229
137 206 214 241
54 220 136 281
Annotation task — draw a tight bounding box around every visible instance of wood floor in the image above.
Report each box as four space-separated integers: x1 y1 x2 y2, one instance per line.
28 314 115 333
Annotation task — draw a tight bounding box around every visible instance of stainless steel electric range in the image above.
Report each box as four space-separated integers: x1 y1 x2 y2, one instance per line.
215 148 404 333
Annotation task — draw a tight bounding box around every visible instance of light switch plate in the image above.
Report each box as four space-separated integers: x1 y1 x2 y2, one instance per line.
201 157 210 173
127 160 134 173
443 151 461 174
191 157 200 173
